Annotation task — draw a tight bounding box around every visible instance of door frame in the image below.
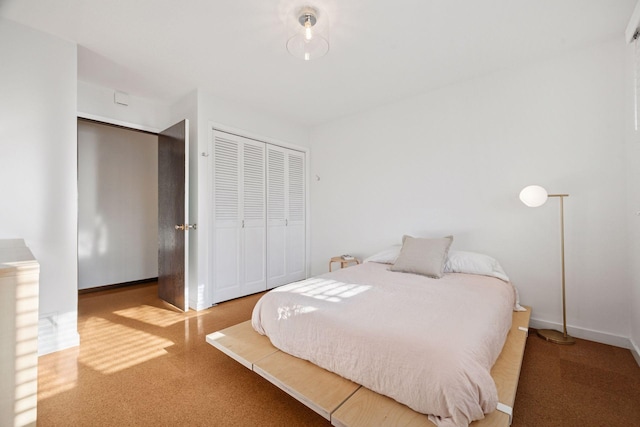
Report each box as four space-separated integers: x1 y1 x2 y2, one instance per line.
78 112 161 134
76 114 161 294
76 113 190 310
76 117 159 292
203 122 311 308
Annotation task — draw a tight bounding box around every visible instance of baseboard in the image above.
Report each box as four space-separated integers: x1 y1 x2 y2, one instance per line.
529 317 631 349
78 277 157 294
631 338 640 367
38 311 80 356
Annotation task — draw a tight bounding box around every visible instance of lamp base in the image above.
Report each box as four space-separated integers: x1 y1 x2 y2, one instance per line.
537 329 575 345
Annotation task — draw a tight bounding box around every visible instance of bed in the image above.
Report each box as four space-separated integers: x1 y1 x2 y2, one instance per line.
251 240 522 427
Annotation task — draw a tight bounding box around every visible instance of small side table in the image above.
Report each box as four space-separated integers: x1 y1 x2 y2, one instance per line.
329 256 360 272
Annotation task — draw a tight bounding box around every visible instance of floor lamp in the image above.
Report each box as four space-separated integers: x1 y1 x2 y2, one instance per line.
519 185 575 345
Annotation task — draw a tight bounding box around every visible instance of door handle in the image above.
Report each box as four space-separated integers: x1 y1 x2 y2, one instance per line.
175 224 197 231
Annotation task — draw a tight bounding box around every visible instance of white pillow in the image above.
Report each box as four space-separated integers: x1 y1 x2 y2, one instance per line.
444 250 510 282
366 246 510 282
363 245 401 264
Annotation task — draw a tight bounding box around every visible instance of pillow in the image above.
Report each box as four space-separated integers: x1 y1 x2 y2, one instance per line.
390 235 453 278
363 245 401 264
443 250 510 282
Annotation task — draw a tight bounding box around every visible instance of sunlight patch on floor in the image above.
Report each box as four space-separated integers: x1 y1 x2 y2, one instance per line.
113 304 186 328
79 317 173 374
38 347 79 400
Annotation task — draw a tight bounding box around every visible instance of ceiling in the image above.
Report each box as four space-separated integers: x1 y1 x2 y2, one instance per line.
1 0 636 126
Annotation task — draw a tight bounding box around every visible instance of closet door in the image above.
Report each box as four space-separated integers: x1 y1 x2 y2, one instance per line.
285 150 306 282
267 146 306 288
242 141 267 294
212 131 266 303
266 146 287 288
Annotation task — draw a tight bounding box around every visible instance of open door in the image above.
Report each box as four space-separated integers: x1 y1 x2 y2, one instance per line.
158 120 190 311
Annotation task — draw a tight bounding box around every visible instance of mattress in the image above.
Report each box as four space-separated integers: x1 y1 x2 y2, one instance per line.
251 262 516 427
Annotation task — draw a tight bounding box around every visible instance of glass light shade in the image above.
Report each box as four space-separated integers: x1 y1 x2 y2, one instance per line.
519 185 548 207
287 33 329 61
287 7 329 61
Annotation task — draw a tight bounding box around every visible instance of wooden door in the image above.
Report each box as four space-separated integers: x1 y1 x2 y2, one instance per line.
158 120 189 311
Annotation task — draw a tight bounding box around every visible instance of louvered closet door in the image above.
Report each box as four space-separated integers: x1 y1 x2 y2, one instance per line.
285 150 306 283
242 140 267 294
212 131 266 303
266 146 287 288
267 145 306 288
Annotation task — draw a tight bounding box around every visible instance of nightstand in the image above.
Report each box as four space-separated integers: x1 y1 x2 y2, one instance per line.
329 256 360 272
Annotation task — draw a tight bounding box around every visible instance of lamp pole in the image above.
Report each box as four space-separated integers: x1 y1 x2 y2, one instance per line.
538 194 575 344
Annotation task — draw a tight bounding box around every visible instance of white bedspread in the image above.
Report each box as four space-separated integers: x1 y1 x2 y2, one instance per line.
251 262 516 427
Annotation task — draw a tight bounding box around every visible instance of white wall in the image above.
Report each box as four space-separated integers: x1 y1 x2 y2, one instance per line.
625 39 640 361
197 91 311 148
627 131 640 361
78 80 172 132
0 18 79 355
310 38 631 347
77 120 158 289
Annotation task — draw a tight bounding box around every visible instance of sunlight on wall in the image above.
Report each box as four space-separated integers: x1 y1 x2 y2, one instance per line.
12 270 39 427
78 317 173 374
77 215 108 260
0 240 39 427
113 305 187 328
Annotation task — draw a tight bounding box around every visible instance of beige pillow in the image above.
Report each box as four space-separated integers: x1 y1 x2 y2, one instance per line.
390 235 453 278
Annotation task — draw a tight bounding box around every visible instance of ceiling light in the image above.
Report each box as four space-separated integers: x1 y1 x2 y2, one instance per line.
287 7 329 61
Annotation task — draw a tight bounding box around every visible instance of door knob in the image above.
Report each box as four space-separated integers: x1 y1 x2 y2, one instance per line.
175 224 197 231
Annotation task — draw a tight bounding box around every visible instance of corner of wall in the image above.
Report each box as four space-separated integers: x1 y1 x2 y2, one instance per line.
631 338 640 366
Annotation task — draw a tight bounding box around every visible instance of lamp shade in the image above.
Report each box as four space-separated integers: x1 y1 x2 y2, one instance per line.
287 7 329 61
286 34 329 61
519 185 548 207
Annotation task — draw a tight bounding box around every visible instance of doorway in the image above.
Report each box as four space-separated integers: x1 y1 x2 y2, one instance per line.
77 119 159 291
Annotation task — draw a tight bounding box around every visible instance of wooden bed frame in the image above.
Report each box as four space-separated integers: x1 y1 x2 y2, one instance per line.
206 306 531 427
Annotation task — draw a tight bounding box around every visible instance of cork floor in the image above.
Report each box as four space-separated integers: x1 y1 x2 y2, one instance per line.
37 283 326 426
37 282 640 426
